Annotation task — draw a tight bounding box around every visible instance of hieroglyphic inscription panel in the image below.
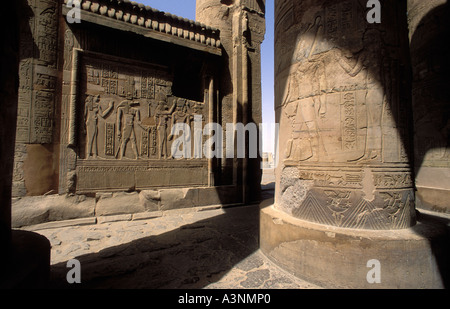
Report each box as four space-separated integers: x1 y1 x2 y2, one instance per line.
70 52 208 193
13 0 59 197
16 0 59 144
275 0 414 230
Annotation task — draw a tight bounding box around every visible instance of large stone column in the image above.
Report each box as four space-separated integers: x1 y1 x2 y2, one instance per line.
0 0 51 288
407 0 450 213
261 0 448 288
196 0 265 203
12 0 60 197
275 0 415 230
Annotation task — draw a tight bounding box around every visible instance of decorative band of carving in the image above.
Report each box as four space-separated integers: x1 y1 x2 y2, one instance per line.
279 166 415 230
64 0 221 48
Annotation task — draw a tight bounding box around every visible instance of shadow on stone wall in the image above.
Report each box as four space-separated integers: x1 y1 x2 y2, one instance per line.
410 2 449 170
410 1 450 213
409 1 450 288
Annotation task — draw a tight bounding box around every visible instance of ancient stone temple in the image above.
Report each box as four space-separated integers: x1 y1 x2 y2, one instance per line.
11 0 265 227
1 0 449 290
260 0 449 288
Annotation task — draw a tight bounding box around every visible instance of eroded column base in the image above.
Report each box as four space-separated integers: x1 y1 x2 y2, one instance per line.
260 200 449 289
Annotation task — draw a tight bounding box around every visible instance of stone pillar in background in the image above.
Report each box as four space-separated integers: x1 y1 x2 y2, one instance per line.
407 0 450 213
261 0 448 289
13 0 59 197
0 1 51 288
196 0 265 203
274 0 415 230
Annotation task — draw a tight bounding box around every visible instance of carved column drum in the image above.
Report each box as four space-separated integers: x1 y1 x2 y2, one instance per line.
274 0 415 229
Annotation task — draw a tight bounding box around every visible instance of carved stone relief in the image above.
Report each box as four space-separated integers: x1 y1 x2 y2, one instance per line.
66 52 208 193
275 0 414 230
281 27 408 165
279 166 414 230
13 0 59 197
16 0 59 144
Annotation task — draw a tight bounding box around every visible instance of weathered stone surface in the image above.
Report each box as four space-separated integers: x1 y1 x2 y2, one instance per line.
132 211 163 221
274 0 415 230
21 217 97 232
196 0 265 203
11 184 248 227
95 192 144 216
159 188 197 211
139 190 160 211
67 50 209 194
97 214 132 224
11 0 264 226
12 195 95 228
12 0 59 197
62 0 221 52
36 204 321 289
416 187 450 213
23 144 55 196
257 0 450 290
260 203 449 289
196 186 239 206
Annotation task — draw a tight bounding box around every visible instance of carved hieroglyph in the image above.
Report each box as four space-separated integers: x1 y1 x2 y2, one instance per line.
78 53 207 160
275 0 415 230
17 0 59 144
62 51 209 193
13 0 59 197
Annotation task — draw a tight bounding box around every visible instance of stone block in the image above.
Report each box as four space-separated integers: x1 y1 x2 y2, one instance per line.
139 190 161 211
416 187 450 213
21 217 97 231
23 144 55 196
196 187 230 206
97 214 132 224
95 192 144 216
159 188 197 211
12 195 96 228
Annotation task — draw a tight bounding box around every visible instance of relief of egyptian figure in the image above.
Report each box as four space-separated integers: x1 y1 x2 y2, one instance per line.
333 29 386 162
283 16 327 162
84 94 114 159
154 95 176 159
115 100 144 160
169 98 192 159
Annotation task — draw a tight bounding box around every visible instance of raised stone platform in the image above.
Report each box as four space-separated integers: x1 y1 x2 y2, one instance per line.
260 200 450 289
12 186 241 228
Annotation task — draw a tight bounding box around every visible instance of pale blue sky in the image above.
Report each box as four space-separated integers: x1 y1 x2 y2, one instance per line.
139 0 275 153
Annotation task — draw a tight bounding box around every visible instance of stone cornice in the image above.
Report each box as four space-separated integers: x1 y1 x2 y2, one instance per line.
63 0 222 55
